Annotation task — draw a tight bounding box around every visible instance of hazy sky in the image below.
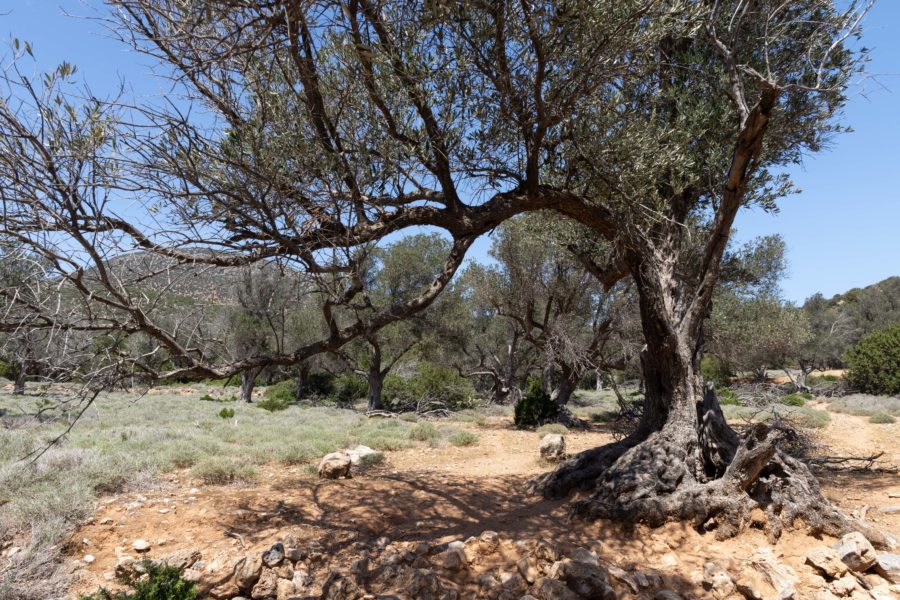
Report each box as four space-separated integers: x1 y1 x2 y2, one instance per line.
3 1 898 303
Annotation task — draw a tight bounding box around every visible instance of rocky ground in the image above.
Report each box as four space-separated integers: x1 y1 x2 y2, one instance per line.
51 404 900 599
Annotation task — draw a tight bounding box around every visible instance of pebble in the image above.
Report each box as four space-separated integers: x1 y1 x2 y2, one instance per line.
133 539 151 552
83 555 95 564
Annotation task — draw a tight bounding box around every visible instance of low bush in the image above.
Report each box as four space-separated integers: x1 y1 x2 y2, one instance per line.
807 373 839 385
845 323 900 396
217 408 235 419
701 355 732 387
191 457 258 485
383 362 475 410
448 430 478 447
716 387 740 406
358 452 386 467
408 422 440 442
263 380 295 404
256 396 290 412
779 393 807 407
79 561 198 600
869 412 897 424
514 378 558 428
796 407 830 429
827 394 900 417
331 374 368 405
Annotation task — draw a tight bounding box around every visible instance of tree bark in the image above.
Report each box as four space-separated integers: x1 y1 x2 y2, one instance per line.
239 369 258 403
551 363 578 408
12 365 26 396
367 368 385 411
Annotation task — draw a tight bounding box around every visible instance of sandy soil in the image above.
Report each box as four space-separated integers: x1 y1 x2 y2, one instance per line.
67 411 900 599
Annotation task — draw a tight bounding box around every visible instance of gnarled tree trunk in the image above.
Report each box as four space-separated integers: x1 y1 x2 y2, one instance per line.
12 365 26 396
533 263 888 546
240 367 261 403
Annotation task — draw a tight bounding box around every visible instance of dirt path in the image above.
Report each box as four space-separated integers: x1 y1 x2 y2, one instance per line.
68 413 900 599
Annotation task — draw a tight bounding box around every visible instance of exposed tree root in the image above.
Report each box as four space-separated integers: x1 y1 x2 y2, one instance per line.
532 388 894 548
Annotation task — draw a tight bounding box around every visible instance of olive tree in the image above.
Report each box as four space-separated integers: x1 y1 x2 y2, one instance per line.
0 1 881 542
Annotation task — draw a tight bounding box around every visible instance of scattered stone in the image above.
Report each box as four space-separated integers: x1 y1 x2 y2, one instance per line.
318 452 352 479
539 434 566 462
250 568 278 599
5 546 21 558
262 542 285 567
518 557 540 584
115 556 135 577
532 576 582 600
874 553 900 584
654 592 684 600
500 571 527 596
831 574 859 597
181 568 202 582
285 546 303 562
549 558 614 599
208 581 240 599
464 530 500 564
735 571 771 600
568 547 599 567
833 532 878 572
234 556 263 591
345 445 377 465
99 518 114 525
390 565 457 599
870 586 898 600
435 547 467 571
161 548 202 570
275 576 295 600
607 565 638 594
751 548 797 600
807 548 850 579
83 554 95 564
703 562 735 599
373 536 391 550
479 573 502 598
292 569 312 591
158 508 169 514
132 539 151 552
272 560 294 580
532 538 561 564
879 506 900 514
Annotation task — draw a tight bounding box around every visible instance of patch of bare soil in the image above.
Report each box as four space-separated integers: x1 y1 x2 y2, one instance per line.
67 415 900 599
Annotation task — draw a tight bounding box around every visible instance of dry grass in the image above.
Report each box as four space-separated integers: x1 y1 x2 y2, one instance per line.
0 385 415 598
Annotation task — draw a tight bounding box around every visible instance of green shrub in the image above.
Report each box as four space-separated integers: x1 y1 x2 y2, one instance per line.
383 362 475 410
408 422 440 442
448 430 478 447
218 408 235 419
779 393 806 407
869 412 897 424
514 378 558 428
332 374 368 405
79 561 198 600
536 423 569 435
304 372 336 397
256 396 290 412
807 373 839 385
845 323 900 396
590 411 616 423
716 387 740 406
701 355 732 387
263 380 296 404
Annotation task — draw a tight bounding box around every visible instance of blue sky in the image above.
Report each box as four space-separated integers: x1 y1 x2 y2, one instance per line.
3 1 898 303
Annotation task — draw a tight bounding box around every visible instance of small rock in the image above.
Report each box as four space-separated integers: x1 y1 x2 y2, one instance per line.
532 538 560 563
161 548 201 570
548 558 614 599
831 574 858 597
208 581 240 599
500 571 527 595
318 452 352 479
879 506 900 514
833 532 878 572
99 518 114 525
518 557 540 584
250 568 278 599
345 445 377 465
874 553 900 584
234 556 263 591
275 577 295 600
807 548 850 579
751 548 797 600
182 568 202 582
568 547 599 567
158 508 169 514
703 562 735 600
435 547 467 571
532 577 582 600
654 592 684 600
539 434 566 462
285 546 303 562
607 565 638 594
262 542 285 567
132 539 151 552
83 555 95 564
735 571 771 600
292 569 312 591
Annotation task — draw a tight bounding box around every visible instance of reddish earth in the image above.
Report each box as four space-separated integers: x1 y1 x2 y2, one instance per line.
68 412 899 599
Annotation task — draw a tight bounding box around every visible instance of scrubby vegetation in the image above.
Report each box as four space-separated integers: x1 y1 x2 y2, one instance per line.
514 379 558 428
79 561 198 600
845 323 900 396
827 393 900 417
869 412 897 424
